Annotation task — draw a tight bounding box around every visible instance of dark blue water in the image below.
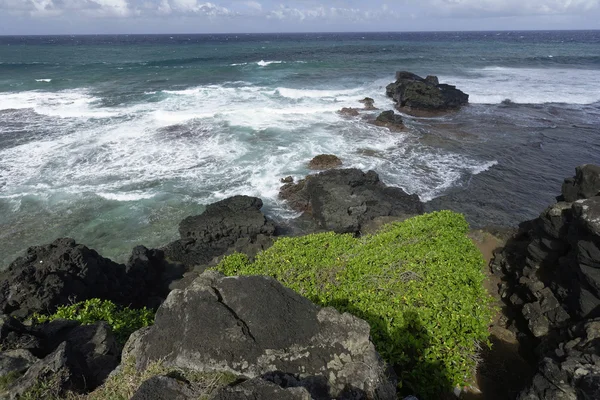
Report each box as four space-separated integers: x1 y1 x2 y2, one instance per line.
1 31 599 267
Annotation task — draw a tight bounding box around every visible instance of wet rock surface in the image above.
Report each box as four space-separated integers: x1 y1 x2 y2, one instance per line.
307 154 342 170
126 271 397 400
279 168 424 234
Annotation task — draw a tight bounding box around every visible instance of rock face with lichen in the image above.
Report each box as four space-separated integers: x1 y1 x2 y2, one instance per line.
386 71 468 112
126 271 397 400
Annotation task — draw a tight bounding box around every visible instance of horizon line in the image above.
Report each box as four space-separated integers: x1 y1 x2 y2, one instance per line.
1 28 599 37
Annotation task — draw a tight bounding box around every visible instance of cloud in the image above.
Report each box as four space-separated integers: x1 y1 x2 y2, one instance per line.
425 0 599 17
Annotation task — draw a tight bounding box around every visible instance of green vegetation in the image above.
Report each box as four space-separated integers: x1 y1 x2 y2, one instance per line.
217 211 493 398
32 299 154 345
0 371 22 392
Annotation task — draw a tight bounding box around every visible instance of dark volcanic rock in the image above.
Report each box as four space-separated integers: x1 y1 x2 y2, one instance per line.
131 376 202 400
0 238 129 318
561 164 600 202
385 71 469 112
126 271 397 400
163 196 276 269
490 165 600 400
7 341 90 399
210 378 312 400
518 319 600 400
359 97 377 110
374 110 404 130
0 349 38 377
308 154 342 170
279 169 424 234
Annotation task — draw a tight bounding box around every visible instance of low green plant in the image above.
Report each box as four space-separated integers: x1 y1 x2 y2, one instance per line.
217 211 493 399
32 299 154 345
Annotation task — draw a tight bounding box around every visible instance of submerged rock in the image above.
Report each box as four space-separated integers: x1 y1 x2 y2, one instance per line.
308 154 342 170
279 168 424 234
359 97 377 110
126 271 397 400
373 110 404 131
338 107 360 117
386 71 468 113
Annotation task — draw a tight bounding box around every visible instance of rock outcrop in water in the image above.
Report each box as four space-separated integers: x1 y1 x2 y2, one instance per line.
307 154 342 170
491 164 600 400
125 270 398 400
279 168 424 234
386 71 469 113
373 110 405 131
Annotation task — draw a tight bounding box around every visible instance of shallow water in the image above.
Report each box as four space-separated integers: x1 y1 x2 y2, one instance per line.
1 31 599 267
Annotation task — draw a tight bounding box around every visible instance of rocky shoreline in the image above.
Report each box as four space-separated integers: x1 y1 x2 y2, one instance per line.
1 73 598 399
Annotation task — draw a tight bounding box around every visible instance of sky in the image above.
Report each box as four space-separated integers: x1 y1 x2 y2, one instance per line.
0 0 599 35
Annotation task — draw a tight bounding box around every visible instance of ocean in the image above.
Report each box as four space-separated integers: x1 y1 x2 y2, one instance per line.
1 31 599 268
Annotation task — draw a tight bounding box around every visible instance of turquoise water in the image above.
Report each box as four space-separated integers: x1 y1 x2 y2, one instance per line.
1 31 600 267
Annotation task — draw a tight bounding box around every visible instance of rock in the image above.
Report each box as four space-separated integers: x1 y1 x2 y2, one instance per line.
130 375 202 400
518 319 600 400
374 110 404 130
385 71 468 113
163 196 276 269
127 271 397 400
561 164 600 202
280 176 294 184
210 378 312 400
572 197 600 237
126 246 187 308
338 107 360 117
0 315 43 356
0 238 129 318
7 341 90 398
358 97 377 110
279 169 424 234
307 154 342 170
0 349 38 377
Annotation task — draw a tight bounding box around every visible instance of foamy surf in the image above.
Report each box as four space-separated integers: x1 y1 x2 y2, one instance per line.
441 67 600 105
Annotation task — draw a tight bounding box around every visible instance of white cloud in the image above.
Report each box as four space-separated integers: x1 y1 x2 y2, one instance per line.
243 1 262 12
426 0 599 17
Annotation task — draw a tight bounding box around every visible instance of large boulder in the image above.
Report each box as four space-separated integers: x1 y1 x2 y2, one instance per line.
279 169 424 234
0 238 129 318
162 196 276 269
385 71 468 113
126 271 397 400
210 378 313 400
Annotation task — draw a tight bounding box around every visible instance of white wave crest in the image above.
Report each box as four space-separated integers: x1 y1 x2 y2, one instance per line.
35 79 52 83
441 67 600 105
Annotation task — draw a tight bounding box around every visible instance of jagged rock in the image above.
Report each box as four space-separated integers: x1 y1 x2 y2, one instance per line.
163 196 276 269
561 164 600 202
279 169 423 234
0 315 43 356
130 375 202 400
281 176 294 184
0 238 129 318
359 97 377 110
385 71 468 112
126 271 397 400
518 319 600 400
210 378 313 400
308 154 342 170
0 349 38 377
7 341 90 399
